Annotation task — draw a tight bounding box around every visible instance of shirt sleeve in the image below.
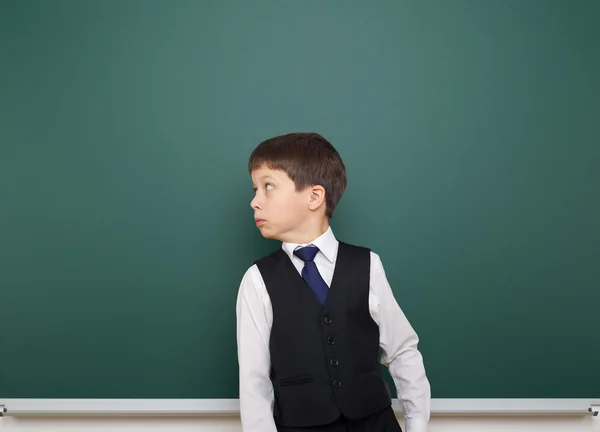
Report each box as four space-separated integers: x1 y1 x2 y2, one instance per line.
236 265 278 432
370 252 431 432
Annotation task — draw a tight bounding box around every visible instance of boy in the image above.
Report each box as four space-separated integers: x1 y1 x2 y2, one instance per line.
236 133 430 432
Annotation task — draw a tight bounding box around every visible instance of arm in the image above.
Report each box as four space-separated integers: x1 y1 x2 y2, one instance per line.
370 253 431 432
236 266 278 432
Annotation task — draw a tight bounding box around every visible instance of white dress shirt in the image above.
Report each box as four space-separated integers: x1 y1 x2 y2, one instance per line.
236 226 431 432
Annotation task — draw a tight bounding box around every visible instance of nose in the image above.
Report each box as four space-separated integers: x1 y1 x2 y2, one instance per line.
250 194 261 210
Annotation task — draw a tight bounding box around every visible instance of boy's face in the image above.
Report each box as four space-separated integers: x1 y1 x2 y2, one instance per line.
250 165 312 242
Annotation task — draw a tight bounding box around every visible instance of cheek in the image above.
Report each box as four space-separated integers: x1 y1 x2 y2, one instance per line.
274 195 299 219
285 195 307 217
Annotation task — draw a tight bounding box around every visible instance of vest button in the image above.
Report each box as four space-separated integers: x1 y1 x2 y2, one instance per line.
324 315 333 324
330 359 339 367
327 336 335 345
333 380 342 388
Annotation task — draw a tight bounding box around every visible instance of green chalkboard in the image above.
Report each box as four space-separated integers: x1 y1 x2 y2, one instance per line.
1 0 598 399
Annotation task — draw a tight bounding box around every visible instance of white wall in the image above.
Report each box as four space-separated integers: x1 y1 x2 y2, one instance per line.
1 415 599 432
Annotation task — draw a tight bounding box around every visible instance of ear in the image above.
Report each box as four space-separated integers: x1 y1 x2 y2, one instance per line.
308 185 326 212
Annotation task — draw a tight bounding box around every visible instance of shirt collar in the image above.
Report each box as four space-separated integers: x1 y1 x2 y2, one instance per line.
281 226 337 263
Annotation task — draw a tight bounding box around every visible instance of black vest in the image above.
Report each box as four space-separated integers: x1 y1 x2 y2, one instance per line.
255 242 391 428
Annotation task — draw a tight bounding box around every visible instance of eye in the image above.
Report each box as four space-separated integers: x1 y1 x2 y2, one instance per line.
265 183 274 191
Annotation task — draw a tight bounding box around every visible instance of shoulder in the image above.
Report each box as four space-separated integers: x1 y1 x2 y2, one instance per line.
238 248 287 294
253 248 287 272
238 263 265 297
368 250 383 267
338 240 371 255
336 238 385 261
336 241 382 277
338 240 380 263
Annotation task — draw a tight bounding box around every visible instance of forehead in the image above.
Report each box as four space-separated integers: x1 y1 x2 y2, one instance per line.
251 166 289 182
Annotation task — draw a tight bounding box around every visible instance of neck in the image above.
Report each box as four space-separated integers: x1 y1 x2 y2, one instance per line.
283 218 330 244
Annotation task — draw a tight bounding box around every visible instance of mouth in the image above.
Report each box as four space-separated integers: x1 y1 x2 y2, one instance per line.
255 219 265 227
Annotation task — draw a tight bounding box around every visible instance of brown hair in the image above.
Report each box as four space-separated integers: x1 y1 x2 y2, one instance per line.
248 132 347 218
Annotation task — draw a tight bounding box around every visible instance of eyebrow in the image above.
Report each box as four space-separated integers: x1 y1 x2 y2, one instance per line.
252 176 275 187
252 175 276 188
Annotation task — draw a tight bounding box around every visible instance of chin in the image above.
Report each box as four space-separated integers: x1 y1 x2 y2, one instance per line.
258 228 281 241
257 228 273 239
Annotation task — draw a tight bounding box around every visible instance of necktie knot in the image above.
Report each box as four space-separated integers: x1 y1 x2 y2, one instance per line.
294 246 319 263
